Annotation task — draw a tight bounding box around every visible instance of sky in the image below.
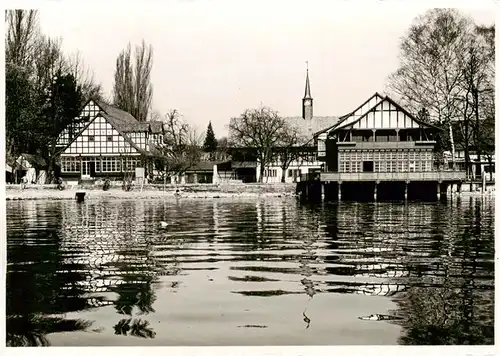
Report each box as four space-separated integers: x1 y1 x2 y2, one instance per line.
36 1 495 138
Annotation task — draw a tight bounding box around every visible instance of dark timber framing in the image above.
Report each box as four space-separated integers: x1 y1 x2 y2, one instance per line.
298 93 466 202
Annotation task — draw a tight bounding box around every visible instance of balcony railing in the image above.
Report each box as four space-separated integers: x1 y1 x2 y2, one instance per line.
320 170 466 182
336 141 436 150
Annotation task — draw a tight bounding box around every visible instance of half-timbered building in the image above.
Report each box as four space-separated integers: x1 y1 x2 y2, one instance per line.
56 100 164 182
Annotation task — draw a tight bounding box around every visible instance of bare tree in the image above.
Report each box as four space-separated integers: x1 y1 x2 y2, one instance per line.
66 52 108 103
134 40 153 122
228 106 286 182
454 27 494 179
388 9 494 176
274 123 308 183
113 43 134 114
32 35 66 97
5 10 39 68
113 40 153 121
152 109 202 181
386 9 475 167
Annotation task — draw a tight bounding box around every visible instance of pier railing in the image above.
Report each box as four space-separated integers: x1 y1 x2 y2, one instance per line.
320 170 466 182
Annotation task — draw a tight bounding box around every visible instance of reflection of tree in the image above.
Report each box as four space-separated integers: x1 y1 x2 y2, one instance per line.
113 279 156 316
6 202 96 346
64 200 162 336
7 315 94 347
113 318 156 339
395 197 494 345
318 198 494 345
396 284 493 345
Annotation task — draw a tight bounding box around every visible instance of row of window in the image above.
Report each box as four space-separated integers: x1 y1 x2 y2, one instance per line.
61 157 140 173
339 160 433 173
339 150 433 162
263 169 278 177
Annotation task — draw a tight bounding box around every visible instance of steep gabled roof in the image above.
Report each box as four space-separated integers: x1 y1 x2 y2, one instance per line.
314 92 384 137
96 101 164 133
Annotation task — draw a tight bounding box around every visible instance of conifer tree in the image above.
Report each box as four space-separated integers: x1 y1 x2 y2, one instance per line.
203 121 218 154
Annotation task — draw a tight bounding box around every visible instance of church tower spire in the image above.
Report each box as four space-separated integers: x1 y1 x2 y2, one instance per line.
302 62 313 120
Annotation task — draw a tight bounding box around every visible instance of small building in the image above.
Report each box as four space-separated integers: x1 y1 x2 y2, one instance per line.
56 100 164 182
452 150 495 182
312 92 466 201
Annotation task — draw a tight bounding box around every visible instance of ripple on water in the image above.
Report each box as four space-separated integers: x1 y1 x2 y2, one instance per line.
6 197 495 346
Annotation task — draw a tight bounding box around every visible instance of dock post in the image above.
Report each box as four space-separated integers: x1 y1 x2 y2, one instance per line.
373 181 378 202
75 191 86 203
482 172 486 194
405 181 409 200
338 181 342 201
437 181 441 200
321 183 325 201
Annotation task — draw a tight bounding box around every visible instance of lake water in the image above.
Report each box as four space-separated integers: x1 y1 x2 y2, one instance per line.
5 196 494 346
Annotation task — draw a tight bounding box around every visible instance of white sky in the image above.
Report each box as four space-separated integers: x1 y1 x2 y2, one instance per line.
36 1 495 138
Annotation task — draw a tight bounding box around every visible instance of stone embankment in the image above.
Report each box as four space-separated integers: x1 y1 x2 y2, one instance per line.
5 183 298 201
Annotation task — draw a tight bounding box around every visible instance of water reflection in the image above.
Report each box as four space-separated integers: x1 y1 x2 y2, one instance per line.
6 196 494 346
392 197 494 345
114 318 156 339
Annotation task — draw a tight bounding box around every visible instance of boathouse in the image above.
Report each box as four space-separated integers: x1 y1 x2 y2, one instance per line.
309 93 466 201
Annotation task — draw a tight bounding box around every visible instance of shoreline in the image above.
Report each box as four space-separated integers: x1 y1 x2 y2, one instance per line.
5 185 298 201
4 186 494 201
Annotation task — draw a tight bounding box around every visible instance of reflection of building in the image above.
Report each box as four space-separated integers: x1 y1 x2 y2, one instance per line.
58 201 160 297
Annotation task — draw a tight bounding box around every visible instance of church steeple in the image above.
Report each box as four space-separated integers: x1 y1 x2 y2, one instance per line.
302 62 313 120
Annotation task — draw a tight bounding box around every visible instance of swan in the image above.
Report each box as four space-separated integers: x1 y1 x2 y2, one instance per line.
160 221 169 228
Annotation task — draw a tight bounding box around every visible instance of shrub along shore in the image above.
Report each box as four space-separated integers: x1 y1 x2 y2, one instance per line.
5 183 298 201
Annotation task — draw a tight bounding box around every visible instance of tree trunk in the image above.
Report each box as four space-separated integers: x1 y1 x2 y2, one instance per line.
448 122 455 170
488 157 493 182
281 166 286 183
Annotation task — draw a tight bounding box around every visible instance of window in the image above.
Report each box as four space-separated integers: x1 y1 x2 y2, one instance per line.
107 135 113 142
318 140 326 157
61 157 81 172
123 158 138 172
264 169 277 177
88 135 95 142
101 157 121 172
